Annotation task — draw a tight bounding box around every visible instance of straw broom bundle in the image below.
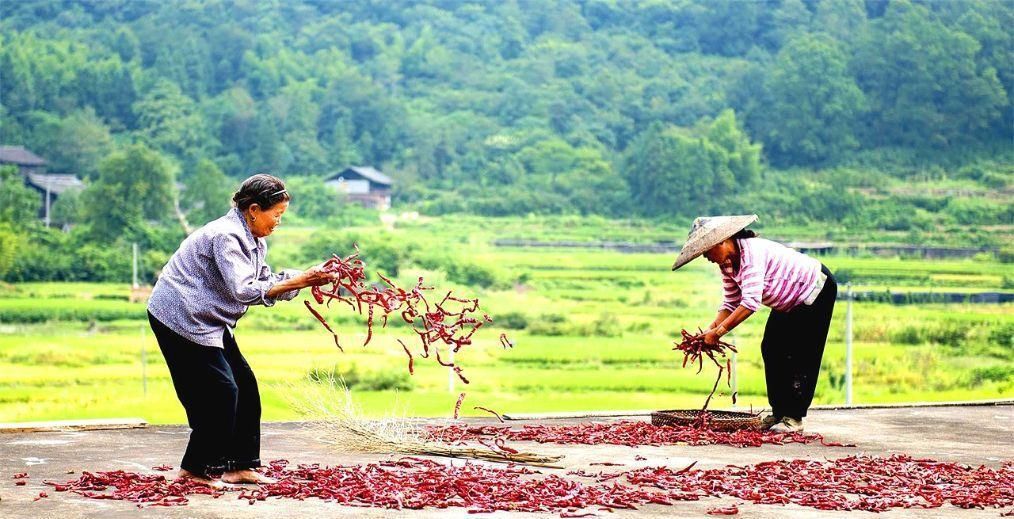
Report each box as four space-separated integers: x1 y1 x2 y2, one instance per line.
286 376 564 468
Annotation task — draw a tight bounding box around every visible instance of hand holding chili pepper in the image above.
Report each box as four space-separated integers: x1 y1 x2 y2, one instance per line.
701 328 721 346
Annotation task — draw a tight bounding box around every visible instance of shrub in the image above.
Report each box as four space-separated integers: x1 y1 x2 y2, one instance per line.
306 363 413 391
0 300 143 323
966 366 1011 386
527 313 570 336
989 322 1013 349
443 261 500 288
945 198 1010 225
497 311 529 330
586 313 622 337
300 231 413 277
416 252 502 288
924 321 971 348
891 326 924 345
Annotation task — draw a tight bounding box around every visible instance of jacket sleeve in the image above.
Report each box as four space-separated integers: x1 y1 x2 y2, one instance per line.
212 233 281 307
263 266 302 301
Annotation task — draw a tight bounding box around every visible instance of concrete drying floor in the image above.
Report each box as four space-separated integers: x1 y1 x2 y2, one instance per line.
1 404 1011 518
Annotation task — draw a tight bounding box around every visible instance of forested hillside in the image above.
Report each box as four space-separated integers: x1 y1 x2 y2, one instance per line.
0 0 1011 281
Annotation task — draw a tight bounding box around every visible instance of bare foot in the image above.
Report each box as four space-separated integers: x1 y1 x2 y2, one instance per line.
222 469 276 484
176 469 231 490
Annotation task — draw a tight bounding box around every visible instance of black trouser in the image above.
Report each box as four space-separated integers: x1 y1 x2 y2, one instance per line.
148 312 262 476
760 265 837 419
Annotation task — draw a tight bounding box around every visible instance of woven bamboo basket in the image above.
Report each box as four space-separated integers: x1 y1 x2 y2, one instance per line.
651 409 761 431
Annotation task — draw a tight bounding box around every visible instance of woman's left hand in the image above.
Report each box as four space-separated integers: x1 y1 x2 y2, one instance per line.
701 328 720 346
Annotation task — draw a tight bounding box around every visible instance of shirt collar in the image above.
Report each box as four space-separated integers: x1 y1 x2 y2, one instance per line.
229 208 260 251
732 238 748 277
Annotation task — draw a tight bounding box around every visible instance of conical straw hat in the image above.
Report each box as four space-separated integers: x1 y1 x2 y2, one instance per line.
671 214 758 271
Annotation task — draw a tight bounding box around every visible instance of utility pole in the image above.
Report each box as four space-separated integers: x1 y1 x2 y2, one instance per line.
140 325 147 397
845 283 853 406
132 243 139 289
44 177 51 228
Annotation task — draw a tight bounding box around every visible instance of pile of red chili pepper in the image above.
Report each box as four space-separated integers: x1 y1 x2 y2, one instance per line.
43 456 1012 514
616 455 1014 512
424 420 853 448
43 470 225 507
303 248 512 385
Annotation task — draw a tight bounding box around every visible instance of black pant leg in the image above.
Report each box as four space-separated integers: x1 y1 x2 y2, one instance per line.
760 308 793 417
782 267 838 418
222 330 262 469
148 312 238 475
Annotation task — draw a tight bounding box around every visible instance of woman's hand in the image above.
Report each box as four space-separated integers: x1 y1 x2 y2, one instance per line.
301 262 338 287
701 328 721 346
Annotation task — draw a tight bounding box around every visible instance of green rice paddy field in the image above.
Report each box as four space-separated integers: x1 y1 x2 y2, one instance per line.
1 216 1011 424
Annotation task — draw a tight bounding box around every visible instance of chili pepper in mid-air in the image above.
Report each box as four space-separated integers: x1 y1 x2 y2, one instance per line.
303 249 511 388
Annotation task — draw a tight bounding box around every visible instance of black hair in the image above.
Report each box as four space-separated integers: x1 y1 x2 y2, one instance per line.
232 173 291 211
732 229 758 239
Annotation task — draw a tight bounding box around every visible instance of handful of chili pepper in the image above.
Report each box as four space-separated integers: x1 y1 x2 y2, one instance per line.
303 247 511 386
673 328 737 374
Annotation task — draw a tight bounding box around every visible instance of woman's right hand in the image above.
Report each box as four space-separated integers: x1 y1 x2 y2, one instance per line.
302 262 338 287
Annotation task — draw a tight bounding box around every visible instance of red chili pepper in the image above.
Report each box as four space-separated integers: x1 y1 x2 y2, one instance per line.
473 406 505 423
43 455 1014 514
453 392 466 419
304 250 495 384
303 300 342 352
398 339 414 375
453 366 470 384
707 504 739 515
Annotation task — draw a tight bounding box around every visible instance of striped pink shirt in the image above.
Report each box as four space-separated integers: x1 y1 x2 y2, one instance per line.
720 238 822 313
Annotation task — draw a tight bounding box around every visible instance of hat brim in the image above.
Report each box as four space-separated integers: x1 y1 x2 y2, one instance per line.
671 215 758 271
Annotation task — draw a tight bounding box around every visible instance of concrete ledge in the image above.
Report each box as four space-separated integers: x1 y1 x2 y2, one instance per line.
809 398 1014 411
0 417 147 433
503 410 655 420
503 399 1014 421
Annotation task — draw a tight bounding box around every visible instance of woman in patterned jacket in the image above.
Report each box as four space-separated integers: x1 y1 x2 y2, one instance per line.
147 174 336 487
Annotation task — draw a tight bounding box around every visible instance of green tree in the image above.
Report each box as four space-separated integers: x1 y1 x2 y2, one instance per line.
0 224 23 279
285 177 344 221
624 123 717 216
81 144 175 241
765 0 811 49
704 109 762 186
49 108 114 179
761 34 865 165
0 165 41 225
181 159 232 225
133 80 215 161
624 111 760 216
811 0 867 42
853 0 1007 147
50 189 82 227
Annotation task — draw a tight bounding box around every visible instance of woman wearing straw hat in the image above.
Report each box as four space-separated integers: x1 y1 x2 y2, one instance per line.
672 215 837 432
